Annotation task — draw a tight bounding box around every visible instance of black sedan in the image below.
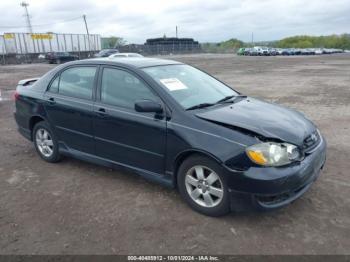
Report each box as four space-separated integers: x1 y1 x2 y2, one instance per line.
14 58 326 216
45 52 78 64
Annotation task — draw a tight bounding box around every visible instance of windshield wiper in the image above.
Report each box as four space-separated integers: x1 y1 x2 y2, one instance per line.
216 95 247 104
186 102 215 111
186 95 247 111
216 95 235 104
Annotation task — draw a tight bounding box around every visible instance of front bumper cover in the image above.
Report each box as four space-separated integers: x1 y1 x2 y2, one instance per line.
225 134 327 211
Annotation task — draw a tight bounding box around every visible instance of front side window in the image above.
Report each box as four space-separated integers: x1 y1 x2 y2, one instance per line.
101 67 158 110
58 67 96 100
143 64 238 109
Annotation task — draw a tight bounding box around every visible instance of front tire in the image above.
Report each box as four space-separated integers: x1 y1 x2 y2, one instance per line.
177 155 230 217
33 121 61 163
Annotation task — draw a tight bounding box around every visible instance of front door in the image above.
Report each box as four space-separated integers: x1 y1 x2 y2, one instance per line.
93 66 167 175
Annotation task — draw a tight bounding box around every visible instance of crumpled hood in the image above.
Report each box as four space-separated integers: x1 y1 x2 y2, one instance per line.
196 97 316 146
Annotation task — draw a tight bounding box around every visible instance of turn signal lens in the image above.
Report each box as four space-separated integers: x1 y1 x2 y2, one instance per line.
246 150 267 165
14 91 20 101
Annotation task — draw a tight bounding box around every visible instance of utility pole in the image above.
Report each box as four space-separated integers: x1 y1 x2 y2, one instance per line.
251 32 254 46
20 2 33 33
83 14 92 56
176 26 178 38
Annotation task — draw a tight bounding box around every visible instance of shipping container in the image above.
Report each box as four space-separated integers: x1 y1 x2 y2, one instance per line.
0 32 101 54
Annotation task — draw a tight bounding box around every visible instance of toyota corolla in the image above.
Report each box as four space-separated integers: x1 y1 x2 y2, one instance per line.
14 58 326 216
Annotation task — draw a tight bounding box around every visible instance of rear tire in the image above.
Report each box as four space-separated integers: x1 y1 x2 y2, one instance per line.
33 121 61 163
177 155 230 217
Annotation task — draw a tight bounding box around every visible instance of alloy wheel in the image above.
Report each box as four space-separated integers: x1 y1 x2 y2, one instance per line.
185 165 224 208
35 128 54 158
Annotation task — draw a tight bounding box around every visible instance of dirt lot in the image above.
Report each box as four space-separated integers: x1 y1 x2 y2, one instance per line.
0 54 350 255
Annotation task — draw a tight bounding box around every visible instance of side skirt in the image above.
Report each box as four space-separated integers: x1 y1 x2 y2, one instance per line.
58 143 174 188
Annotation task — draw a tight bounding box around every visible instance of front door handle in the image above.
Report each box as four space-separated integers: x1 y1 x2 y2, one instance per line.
96 107 107 116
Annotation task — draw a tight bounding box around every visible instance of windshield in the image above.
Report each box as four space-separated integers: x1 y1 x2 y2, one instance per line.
143 64 238 109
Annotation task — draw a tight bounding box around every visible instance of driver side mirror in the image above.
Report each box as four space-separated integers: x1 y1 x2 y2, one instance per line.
135 100 163 113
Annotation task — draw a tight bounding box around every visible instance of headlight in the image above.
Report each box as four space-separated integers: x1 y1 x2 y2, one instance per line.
246 142 301 167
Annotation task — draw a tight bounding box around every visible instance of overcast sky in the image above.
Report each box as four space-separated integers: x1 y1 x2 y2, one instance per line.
0 0 349 43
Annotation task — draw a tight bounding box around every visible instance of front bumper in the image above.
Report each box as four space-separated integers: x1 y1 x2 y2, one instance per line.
225 134 327 211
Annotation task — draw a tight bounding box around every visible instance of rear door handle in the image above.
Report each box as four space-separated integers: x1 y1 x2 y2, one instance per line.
48 97 56 105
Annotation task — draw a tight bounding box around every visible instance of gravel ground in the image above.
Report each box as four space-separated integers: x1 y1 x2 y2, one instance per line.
0 54 349 255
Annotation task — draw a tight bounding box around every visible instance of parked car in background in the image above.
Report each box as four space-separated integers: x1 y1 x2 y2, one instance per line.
237 48 245 56
281 49 292 55
249 47 259 56
300 49 315 55
328 48 343 54
308 49 316 55
276 48 283 55
243 48 252 56
242 47 343 56
321 48 343 54
257 47 270 56
14 57 326 216
109 53 144 58
253 46 262 55
45 52 78 64
293 49 302 55
322 49 331 54
94 49 119 58
38 54 46 60
269 48 277 56
314 49 323 55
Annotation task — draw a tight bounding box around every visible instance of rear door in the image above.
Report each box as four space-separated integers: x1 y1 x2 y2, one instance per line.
93 66 167 174
44 65 98 154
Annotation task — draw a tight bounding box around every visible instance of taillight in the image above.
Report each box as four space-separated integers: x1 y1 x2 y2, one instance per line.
14 91 20 101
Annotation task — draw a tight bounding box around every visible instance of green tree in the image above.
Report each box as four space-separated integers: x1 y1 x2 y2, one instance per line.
106 37 127 48
219 38 244 49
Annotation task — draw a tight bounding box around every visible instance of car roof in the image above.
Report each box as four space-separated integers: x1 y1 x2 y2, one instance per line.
79 57 182 68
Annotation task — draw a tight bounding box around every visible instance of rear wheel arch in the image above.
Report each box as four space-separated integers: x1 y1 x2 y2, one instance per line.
173 149 222 187
29 116 45 140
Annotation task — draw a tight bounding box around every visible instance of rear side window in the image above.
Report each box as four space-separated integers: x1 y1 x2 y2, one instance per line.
49 76 59 93
52 67 97 100
101 67 158 109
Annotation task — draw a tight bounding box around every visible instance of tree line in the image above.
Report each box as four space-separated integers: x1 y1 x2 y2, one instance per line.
202 34 350 52
276 34 350 49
